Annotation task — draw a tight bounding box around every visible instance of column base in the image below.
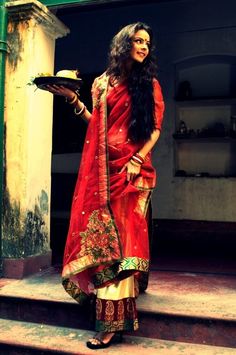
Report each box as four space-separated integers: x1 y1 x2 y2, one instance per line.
2 251 52 279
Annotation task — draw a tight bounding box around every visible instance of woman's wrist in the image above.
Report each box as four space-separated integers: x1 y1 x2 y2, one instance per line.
74 101 87 116
65 93 89 119
129 158 141 167
129 151 148 168
66 93 78 106
131 152 145 165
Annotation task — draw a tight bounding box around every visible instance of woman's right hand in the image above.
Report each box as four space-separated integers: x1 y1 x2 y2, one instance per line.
45 84 91 121
46 85 76 101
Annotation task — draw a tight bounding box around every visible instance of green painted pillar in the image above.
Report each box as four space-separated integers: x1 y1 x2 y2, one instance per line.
0 0 7 275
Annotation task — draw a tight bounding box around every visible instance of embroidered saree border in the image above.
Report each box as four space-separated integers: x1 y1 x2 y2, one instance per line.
62 279 88 304
96 319 139 332
62 256 149 304
97 73 123 261
98 74 109 206
62 256 149 287
134 177 156 191
95 297 138 332
93 257 149 287
135 190 152 217
62 253 120 280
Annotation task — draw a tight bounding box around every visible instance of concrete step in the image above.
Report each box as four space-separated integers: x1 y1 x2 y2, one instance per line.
0 318 236 355
0 267 93 331
0 267 236 348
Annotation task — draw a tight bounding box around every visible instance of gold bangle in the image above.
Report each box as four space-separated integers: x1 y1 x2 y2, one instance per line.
74 103 86 116
67 94 78 105
132 155 143 165
137 152 145 160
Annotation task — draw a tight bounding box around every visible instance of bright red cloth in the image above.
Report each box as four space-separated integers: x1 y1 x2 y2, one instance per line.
62 74 164 302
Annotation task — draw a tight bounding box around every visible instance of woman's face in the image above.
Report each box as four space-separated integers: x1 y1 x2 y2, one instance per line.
130 29 150 63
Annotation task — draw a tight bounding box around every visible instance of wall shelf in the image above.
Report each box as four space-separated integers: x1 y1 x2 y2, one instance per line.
174 57 236 178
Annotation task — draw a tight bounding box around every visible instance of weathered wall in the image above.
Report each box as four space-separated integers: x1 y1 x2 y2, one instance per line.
3 0 69 259
4 19 53 257
55 0 236 222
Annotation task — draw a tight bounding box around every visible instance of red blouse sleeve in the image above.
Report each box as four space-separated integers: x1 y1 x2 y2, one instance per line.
153 78 165 131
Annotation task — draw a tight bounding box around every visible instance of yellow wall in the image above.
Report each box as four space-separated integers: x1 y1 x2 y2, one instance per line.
3 0 69 257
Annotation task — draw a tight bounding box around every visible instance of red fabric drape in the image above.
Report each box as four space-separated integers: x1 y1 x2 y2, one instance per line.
62 73 164 302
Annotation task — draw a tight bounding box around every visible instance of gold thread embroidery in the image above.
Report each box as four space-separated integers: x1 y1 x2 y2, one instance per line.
96 298 102 320
105 300 115 322
117 300 124 321
79 208 121 262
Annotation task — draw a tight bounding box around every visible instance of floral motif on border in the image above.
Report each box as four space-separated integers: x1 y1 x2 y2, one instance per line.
95 297 138 332
79 208 121 263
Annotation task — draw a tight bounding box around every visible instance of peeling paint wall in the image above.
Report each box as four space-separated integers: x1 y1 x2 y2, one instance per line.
3 1 69 258
2 189 49 258
7 21 24 70
4 18 53 257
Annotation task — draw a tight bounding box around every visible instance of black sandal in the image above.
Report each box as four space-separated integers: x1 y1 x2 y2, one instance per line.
86 332 123 349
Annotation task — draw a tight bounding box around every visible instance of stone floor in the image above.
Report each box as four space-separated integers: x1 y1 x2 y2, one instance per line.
0 319 235 355
0 267 236 354
0 267 236 322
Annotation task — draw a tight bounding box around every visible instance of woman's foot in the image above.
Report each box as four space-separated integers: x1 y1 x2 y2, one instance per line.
86 331 122 349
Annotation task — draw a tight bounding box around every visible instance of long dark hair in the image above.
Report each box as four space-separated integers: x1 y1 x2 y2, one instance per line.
106 22 157 143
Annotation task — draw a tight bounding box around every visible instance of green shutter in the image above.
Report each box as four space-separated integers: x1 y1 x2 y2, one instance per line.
41 0 123 8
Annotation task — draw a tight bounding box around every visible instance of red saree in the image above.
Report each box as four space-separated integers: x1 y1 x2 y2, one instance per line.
62 73 164 307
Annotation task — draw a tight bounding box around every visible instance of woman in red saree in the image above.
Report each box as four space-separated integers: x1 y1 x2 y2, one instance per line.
47 22 164 349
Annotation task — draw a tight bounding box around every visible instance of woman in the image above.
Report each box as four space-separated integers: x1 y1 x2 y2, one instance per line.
48 22 164 349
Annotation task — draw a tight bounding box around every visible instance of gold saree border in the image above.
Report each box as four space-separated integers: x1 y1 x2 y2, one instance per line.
62 256 149 282
62 253 121 280
96 318 139 332
62 256 149 304
62 278 88 304
93 257 149 287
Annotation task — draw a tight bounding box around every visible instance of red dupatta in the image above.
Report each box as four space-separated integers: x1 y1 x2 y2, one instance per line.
62 73 164 302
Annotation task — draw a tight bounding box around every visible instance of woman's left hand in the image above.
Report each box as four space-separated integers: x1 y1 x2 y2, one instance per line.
119 160 141 181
